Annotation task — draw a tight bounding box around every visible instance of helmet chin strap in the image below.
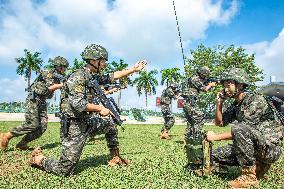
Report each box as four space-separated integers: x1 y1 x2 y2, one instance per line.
87 59 101 74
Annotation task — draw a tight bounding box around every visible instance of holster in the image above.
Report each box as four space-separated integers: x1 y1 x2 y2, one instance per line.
61 117 70 138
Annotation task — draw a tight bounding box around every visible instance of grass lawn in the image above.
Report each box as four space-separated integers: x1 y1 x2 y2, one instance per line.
0 121 283 189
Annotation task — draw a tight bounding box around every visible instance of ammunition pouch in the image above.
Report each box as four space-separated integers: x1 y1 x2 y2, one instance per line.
185 130 213 176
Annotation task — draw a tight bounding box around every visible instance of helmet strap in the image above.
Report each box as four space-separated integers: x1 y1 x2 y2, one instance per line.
87 60 100 73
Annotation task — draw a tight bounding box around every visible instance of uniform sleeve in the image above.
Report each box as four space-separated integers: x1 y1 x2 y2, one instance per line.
241 95 269 125
191 76 206 92
222 104 237 126
67 72 88 112
33 70 55 96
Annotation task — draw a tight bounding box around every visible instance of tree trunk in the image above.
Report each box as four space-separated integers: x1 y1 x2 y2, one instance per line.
145 92 148 108
27 68 31 91
118 90 122 109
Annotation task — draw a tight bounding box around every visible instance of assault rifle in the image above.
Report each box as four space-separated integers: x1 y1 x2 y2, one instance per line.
103 83 127 91
90 79 124 126
205 77 221 85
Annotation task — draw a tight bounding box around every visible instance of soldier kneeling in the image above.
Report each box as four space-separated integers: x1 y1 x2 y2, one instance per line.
207 68 283 188
30 44 147 176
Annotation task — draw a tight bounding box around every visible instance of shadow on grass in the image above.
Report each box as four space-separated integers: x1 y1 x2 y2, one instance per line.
175 140 184 145
41 142 61 150
75 154 109 174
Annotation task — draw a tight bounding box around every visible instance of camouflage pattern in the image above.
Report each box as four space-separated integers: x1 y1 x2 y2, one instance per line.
42 117 118 176
197 66 210 78
53 56 69 67
182 74 210 168
161 104 175 131
42 67 118 176
10 69 58 145
161 86 177 105
160 86 178 131
213 93 283 171
10 98 48 145
220 67 250 85
81 44 108 61
182 75 208 133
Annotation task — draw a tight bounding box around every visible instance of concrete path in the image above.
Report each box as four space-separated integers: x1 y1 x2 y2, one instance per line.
0 113 189 125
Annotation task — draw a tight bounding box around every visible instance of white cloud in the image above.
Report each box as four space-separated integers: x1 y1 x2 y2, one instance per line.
244 28 284 84
0 0 238 107
0 77 26 102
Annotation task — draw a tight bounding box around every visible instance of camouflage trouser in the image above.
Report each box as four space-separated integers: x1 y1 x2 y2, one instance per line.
10 98 48 145
183 100 205 135
161 103 175 131
42 116 118 176
212 124 282 170
183 100 206 166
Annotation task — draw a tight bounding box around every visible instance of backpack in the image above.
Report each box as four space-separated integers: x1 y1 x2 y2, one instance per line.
263 95 284 138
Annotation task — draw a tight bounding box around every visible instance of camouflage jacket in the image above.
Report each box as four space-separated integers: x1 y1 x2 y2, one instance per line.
60 67 114 118
161 86 177 105
181 75 207 100
223 93 283 143
28 69 61 100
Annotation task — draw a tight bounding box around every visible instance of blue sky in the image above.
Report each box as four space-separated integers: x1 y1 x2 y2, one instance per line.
0 0 283 111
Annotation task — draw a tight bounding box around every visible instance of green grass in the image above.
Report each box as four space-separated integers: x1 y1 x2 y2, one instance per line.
0 121 283 189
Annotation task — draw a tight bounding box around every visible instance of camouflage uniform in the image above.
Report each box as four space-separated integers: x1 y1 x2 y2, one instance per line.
160 86 177 132
182 74 208 134
212 93 283 168
42 58 120 176
181 67 215 170
10 66 65 147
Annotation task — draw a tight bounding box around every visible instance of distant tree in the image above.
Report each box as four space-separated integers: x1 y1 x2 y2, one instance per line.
160 67 183 86
132 70 158 108
66 58 85 76
16 49 43 91
184 44 264 117
104 59 132 108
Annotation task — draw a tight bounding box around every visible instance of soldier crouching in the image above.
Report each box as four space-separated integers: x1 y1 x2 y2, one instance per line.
30 44 147 176
207 68 283 189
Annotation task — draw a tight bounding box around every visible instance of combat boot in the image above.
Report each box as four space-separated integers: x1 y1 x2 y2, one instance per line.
30 148 46 168
228 165 258 189
256 161 271 179
0 132 13 150
108 147 130 166
160 129 171 140
16 141 33 151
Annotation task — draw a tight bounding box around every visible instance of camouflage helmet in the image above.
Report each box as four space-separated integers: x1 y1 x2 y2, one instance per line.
197 66 210 77
220 67 250 86
53 56 69 67
81 44 108 61
169 82 179 88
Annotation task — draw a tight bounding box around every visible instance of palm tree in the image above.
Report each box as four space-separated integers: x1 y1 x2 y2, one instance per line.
104 59 131 108
132 69 158 108
16 49 43 91
160 68 183 86
66 58 85 76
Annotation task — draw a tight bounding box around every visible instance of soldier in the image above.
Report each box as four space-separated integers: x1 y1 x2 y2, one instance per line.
182 66 216 171
207 68 283 188
160 83 180 140
30 44 147 176
0 56 69 150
